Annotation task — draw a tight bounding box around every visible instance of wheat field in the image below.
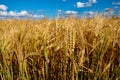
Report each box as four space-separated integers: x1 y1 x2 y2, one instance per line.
0 15 120 80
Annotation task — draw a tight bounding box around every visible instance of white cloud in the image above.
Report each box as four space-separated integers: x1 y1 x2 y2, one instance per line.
57 9 62 13
104 8 114 17
32 14 44 18
0 4 44 19
0 11 8 16
76 2 92 8
8 10 28 16
112 1 120 5
86 2 92 7
89 0 97 3
84 11 96 17
76 0 97 8
92 0 97 3
0 10 44 19
0 5 8 11
85 11 95 15
18 10 28 16
76 2 86 8
64 10 78 15
64 10 78 17
105 8 112 12
9 11 17 16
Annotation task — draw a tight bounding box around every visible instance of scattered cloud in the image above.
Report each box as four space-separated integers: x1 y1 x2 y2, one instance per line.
64 10 78 15
0 4 44 19
0 10 44 19
7 10 28 16
76 0 97 8
0 4 7 11
89 0 97 3
105 8 112 12
18 10 28 16
76 2 92 8
57 9 62 13
64 10 78 17
76 2 86 8
86 2 92 7
32 14 44 19
104 8 114 16
84 11 96 17
0 10 28 17
84 11 95 15
114 6 119 9
56 9 63 18
9 11 17 16
0 11 8 16
112 1 120 5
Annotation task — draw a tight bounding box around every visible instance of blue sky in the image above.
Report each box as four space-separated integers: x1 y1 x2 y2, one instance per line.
0 0 120 19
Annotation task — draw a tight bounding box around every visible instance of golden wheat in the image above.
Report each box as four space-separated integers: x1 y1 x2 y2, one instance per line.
0 16 120 80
